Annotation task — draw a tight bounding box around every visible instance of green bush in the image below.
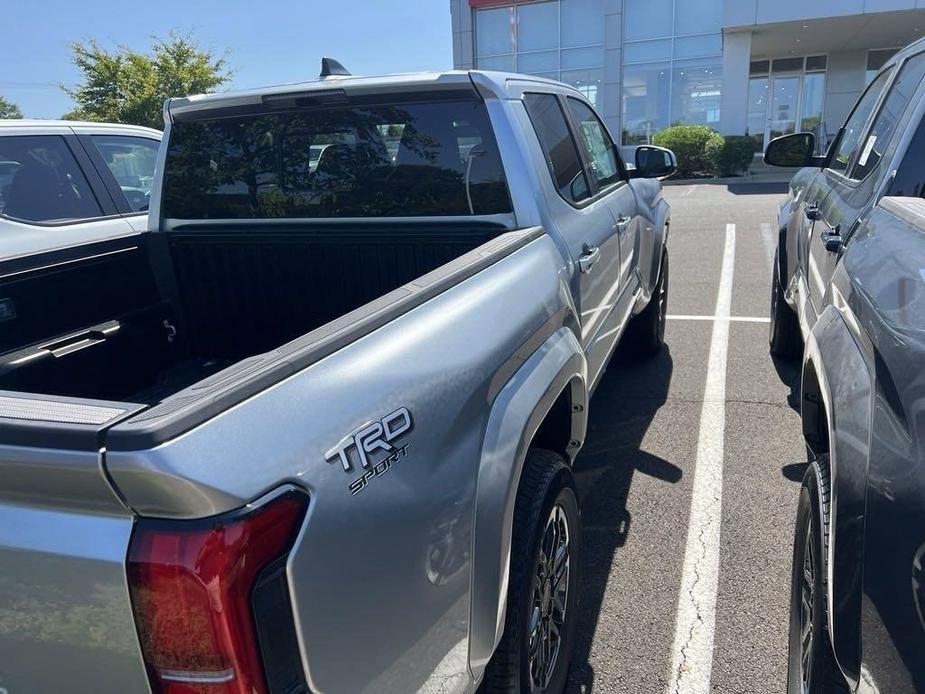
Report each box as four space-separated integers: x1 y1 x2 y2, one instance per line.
716 135 756 176
652 125 723 177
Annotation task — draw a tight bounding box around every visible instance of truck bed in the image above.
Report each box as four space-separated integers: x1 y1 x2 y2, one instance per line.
0 221 532 449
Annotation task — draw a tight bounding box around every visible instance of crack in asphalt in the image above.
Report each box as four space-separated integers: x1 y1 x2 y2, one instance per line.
671 474 723 694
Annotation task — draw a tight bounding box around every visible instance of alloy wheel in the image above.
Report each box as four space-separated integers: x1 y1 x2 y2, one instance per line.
528 503 571 692
799 522 815 694
657 264 668 341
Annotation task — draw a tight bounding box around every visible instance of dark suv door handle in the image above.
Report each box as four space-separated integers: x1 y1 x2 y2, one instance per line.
820 225 843 252
578 244 601 273
806 203 821 221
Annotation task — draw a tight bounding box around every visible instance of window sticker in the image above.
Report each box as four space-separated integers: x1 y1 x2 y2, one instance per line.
859 135 877 167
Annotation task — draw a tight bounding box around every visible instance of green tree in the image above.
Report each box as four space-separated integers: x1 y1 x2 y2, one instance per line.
62 33 230 129
0 96 23 119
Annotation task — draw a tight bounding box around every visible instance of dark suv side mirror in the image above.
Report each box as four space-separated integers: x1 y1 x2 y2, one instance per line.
634 145 677 179
764 132 818 167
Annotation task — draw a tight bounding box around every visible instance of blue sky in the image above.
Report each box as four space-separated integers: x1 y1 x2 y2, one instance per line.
2 0 454 119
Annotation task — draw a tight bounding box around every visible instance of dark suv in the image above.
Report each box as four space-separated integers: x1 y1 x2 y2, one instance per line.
766 37 925 694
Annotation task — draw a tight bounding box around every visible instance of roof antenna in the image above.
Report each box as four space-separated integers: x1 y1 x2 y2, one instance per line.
320 57 351 79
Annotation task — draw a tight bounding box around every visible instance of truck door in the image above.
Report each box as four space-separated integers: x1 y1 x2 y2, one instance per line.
807 51 925 317
564 97 638 287
562 96 639 382
522 93 622 381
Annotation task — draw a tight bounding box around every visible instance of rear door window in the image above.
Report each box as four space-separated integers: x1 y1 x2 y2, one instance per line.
565 97 623 190
0 135 102 223
523 93 591 204
850 51 925 181
91 135 160 212
162 97 512 219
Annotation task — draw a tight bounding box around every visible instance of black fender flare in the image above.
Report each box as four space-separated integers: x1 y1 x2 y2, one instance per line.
803 305 873 689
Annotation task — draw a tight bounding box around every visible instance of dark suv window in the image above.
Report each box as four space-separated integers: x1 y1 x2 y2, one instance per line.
830 67 894 173
162 97 512 219
524 93 591 204
850 51 925 180
0 135 102 223
887 99 925 197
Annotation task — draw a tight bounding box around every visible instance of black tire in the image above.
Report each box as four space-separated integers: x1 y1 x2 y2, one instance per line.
770 247 801 359
625 249 668 358
787 456 848 693
483 449 580 694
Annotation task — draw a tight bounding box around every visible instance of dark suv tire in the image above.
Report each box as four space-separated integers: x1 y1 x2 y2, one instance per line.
770 247 801 358
483 449 580 694
787 457 848 694
625 250 668 358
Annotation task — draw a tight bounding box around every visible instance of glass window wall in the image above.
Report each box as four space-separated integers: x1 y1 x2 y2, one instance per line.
671 62 722 129
473 0 605 107
622 63 671 145
746 77 769 151
745 56 828 153
561 0 604 47
622 0 723 144
800 72 826 133
517 2 558 52
625 0 672 41
475 7 514 57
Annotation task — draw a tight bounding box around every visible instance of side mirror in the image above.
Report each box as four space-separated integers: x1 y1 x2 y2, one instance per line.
634 145 677 179
764 132 817 167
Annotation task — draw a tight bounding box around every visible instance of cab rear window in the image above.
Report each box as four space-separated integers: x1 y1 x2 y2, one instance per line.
162 97 512 219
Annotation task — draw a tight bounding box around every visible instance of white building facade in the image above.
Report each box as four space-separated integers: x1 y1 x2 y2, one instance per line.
450 0 925 152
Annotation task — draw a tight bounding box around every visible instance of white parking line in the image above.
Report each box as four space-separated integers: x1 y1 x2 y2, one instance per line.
666 223 735 694
760 222 776 269
667 314 770 323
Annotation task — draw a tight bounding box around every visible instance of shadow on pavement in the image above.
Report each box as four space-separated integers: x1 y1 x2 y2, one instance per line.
771 353 801 412
727 181 791 195
782 462 809 482
771 353 810 484
567 344 680 692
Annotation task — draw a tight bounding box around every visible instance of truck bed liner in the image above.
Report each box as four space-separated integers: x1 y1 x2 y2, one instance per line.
0 225 543 451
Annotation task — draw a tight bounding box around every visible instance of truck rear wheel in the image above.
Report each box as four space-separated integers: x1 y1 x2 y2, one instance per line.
787 457 848 694
484 449 580 694
625 250 668 358
770 248 801 359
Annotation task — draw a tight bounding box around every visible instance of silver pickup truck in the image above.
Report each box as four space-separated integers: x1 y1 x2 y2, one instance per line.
0 68 673 694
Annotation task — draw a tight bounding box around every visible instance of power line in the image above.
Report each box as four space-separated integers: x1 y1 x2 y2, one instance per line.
0 81 66 90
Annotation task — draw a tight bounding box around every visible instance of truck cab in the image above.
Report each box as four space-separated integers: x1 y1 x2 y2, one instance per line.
0 68 672 694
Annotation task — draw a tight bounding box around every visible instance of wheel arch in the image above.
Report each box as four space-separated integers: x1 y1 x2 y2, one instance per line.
802 307 874 690
468 326 588 680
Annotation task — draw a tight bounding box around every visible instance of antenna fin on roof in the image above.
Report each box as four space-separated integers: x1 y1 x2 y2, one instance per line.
320 57 351 79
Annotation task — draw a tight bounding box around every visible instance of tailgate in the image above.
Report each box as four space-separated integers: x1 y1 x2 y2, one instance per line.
0 428 149 693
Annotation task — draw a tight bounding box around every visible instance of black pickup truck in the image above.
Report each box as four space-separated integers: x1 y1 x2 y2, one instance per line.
765 37 925 694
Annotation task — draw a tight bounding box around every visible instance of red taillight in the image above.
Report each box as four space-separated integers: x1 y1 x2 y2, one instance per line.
127 489 308 694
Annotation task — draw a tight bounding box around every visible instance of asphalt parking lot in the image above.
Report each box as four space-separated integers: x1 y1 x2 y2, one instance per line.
568 180 802 694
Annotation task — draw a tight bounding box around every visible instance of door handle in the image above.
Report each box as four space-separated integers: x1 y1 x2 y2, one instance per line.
578 244 601 273
805 203 821 221
614 215 631 233
819 225 843 253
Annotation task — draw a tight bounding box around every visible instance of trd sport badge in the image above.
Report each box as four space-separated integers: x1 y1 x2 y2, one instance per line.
324 407 413 495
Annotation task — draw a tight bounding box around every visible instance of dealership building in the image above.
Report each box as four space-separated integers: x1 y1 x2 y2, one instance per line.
449 0 925 153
